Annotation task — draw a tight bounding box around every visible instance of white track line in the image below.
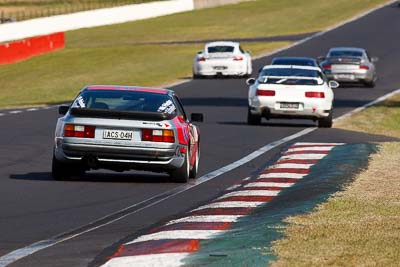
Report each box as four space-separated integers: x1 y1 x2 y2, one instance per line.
244 182 294 188
166 215 242 225
193 201 265 211
126 230 223 244
220 190 280 198
102 253 190 267
259 173 307 179
1 2 397 265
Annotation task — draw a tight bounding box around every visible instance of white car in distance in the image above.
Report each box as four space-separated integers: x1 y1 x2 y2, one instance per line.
247 65 339 127
193 41 252 78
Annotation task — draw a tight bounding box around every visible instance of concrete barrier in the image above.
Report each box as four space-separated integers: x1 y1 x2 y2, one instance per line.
193 0 247 9
0 0 194 43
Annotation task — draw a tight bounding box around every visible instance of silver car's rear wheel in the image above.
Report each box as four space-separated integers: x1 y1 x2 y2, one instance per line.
52 155 72 181
170 150 190 183
189 145 200 179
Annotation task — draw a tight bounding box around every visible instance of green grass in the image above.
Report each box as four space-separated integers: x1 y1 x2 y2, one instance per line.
0 0 389 108
334 94 400 138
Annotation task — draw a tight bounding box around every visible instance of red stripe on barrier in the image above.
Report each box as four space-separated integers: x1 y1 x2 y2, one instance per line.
214 196 275 202
113 239 200 257
0 32 65 64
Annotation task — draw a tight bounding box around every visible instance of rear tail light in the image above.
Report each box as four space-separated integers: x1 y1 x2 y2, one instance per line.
233 56 243 61
197 57 206 62
256 89 275 96
322 64 331 70
142 129 175 143
305 92 325 98
359 65 369 70
64 124 95 138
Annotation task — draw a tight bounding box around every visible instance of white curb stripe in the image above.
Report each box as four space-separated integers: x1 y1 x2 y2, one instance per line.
244 182 294 188
281 154 327 160
126 230 223 244
166 215 242 225
193 201 265 211
293 142 345 146
270 163 313 169
102 253 191 267
259 173 307 179
286 146 335 152
9 110 22 114
219 190 280 198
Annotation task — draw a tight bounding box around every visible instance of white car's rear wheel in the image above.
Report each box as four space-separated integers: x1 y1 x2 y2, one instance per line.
247 108 261 125
318 111 333 128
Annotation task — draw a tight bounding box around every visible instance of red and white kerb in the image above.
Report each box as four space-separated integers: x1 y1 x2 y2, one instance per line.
102 142 345 267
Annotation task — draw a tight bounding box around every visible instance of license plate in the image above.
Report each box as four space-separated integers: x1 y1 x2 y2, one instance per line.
335 74 355 80
103 130 133 140
213 66 227 70
280 102 299 109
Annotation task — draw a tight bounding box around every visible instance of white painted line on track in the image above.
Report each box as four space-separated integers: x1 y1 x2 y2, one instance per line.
259 173 307 179
281 153 327 160
286 146 334 152
8 110 22 114
193 201 265 211
102 253 190 267
126 230 223 244
166 215 241 225
220 190 280 198
0 113 4 116
2 2 398 265
270 163 313 169
244 182 294 188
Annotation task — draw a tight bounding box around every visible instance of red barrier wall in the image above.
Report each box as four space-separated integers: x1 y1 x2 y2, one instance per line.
0 32 65 64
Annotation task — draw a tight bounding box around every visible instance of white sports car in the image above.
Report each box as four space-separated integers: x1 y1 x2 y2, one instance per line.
193 41 252 78
247 65 339 127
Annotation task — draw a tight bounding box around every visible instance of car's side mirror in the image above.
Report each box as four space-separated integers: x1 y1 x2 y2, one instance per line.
191 113 204 122
197 51 202 54
246 78 256 85
328 80 340 89
246 50 251 54
317 56 326 62
58 105 69 115
371 57 379 63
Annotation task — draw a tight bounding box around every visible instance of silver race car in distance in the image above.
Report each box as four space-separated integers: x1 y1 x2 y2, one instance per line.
319 47 378 87
193 41 252 78
53 85 203 183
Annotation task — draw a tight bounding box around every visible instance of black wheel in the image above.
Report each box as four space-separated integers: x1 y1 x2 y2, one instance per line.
193 73 203 79
52 155 72 181
189 145 200 179
170 151 190 183
247 108 261 125
318 112 333 128
364 80 375 88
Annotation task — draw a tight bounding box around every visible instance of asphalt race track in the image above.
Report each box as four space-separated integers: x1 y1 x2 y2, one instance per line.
1 3 400 267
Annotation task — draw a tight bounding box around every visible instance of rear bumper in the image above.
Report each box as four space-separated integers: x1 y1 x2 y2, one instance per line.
325 70 373 82
54 141 185 172
249 104 331 119
194 62 248 76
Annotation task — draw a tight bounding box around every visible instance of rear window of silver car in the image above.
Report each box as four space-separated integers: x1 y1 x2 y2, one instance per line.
71 90 176 114
329 50 363 57
207 46 235 53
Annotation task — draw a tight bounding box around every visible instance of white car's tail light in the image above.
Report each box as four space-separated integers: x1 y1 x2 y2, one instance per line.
359 65 369 70
305 92 325 98
256 89 276 96
322 64 331 70
197 57 206 62
142 129 175 143
233 56 243 61
64 124 95 138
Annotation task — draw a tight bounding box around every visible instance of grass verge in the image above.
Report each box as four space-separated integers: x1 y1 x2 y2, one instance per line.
270 93 400 266
0 0 389 108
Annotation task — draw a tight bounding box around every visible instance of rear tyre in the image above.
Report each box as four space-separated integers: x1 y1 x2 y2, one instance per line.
247 108 261 125
318 112 333 128
170 151 190 183
52 155 71 181
364 80 375 88
189 146 200 179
